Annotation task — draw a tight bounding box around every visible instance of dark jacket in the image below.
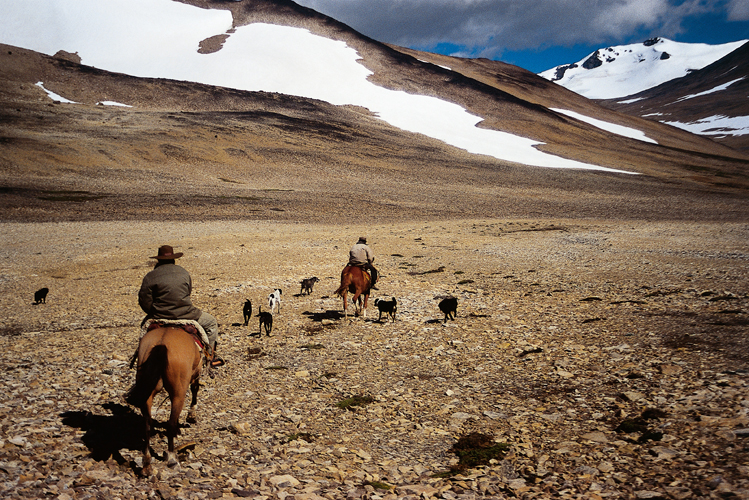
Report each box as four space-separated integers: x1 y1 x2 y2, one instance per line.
138 262 201 320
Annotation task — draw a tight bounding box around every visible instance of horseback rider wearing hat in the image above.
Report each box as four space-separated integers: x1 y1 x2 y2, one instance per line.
348 236 378 288
138 245 222 366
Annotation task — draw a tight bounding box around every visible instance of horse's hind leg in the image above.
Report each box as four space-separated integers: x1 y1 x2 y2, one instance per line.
141 397 155 476
165 392 186 467
362 294 369 319
186 378 199 424
341 290 349 318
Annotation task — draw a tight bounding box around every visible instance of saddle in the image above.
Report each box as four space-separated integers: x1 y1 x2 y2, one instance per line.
145 319 207 350
129 318 214 370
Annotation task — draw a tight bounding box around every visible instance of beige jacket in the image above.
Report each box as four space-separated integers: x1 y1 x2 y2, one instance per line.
348 242 374 266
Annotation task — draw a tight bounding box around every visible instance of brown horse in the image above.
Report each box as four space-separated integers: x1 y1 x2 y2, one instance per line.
126 326 203 476
335 265 373 318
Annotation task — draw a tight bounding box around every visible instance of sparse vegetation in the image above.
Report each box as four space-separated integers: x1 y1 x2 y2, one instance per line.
364 480 392 491
434 433 509 477
335 395 374 411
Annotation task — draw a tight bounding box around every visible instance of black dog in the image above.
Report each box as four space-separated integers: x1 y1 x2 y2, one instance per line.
374 297 397 323
300 277 319 295
34 287 49 304
257 306 273 336
438 296 458 323
243 299 252 326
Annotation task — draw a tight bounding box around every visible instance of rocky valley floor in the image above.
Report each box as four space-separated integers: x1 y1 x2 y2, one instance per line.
1 218 748 499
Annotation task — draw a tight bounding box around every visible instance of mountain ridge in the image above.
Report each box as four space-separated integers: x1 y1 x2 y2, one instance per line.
1 0 748 224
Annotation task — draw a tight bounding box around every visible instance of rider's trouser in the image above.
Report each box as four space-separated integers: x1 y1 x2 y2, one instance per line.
198 311 219 352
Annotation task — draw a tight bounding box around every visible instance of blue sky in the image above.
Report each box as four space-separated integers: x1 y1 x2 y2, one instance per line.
294 0 749 73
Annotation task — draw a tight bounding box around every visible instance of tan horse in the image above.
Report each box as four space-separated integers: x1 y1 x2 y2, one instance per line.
335 265 373 318
126 326 203 476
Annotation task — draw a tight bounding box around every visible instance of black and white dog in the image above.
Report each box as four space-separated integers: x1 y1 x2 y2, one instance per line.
299 277 319 295
268 288 282 315
374 297 397 323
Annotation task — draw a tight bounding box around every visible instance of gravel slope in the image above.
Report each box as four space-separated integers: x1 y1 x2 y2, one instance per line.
2 218 748 499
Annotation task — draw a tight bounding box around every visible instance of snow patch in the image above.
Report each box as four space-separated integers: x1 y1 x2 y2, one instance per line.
551 108 657 144
97 101 132 107
617 98 644 104
662 115 749 137
35 82 77 104
674 77 745 102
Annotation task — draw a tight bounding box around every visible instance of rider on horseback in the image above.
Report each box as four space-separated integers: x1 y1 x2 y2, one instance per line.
138 245 223 367
348 236 378 289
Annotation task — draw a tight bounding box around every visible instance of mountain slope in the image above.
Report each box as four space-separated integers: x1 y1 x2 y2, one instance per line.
1 0 748 223
538 37 747 100
597 41 749 153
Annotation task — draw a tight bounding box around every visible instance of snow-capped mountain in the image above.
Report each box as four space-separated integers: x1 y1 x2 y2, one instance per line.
539 37 748 100
597 40 749 152
0 0 747 204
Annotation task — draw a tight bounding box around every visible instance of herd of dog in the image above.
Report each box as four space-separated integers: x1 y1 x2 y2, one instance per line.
32 276 460 337
240 277 459 337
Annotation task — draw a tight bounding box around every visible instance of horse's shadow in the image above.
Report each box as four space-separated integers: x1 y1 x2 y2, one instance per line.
302 310 344 322
61 402 146 465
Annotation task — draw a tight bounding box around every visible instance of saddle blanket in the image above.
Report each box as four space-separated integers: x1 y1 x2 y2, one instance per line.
141 318 210 350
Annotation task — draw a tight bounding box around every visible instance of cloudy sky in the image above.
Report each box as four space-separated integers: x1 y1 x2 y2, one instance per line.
294 0 749 72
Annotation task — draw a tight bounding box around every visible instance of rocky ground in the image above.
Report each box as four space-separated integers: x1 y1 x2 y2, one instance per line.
1 217 748 499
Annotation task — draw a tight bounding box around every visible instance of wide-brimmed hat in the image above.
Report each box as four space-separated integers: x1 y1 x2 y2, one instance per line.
151 245 183 260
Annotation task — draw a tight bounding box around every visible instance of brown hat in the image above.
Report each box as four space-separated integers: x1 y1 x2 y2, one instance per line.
151 245 183 260
357 236 367 243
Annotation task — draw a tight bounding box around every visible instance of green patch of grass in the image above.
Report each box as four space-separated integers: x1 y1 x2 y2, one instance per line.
335 395 374 411
364 480 392 491
264 365 287 371
457 279 474 285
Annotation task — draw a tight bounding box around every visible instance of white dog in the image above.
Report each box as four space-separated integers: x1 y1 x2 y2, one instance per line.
268 288 282 315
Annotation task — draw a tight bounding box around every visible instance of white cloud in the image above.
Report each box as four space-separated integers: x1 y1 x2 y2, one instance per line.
727 0 749 21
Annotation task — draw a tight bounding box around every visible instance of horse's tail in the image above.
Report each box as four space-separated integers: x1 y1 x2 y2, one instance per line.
335 266 351 296
125 344 167 407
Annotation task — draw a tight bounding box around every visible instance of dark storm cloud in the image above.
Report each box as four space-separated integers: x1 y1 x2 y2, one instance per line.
294 0 741 57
